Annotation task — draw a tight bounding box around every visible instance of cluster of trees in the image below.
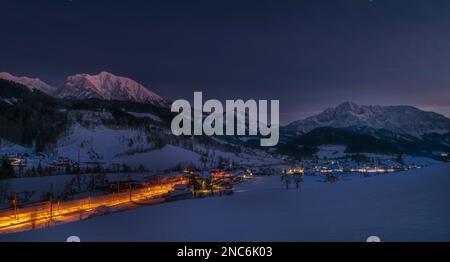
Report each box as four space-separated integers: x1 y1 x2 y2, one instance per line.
350 153 370 163
280 173 304 190
61 173 107 200
66 163 147 175
68 98 173 124
15 162 149 178
0 181 10 204
188 174 227 198
277 143 318 160
324 173 339 183
0 79 69 152
278 127 401 160
0 159 15 180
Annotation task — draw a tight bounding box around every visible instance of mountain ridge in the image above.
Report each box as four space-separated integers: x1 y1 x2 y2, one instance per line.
57 71 169 107
0 72 57 94
0 71 169 108
286 101 450 137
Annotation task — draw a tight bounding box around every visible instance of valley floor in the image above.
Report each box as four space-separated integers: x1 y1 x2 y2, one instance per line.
1 163 449 242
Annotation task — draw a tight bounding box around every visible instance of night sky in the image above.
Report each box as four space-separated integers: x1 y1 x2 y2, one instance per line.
1 0 450 123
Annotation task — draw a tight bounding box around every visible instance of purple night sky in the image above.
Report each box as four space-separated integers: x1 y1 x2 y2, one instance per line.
1 0 450 123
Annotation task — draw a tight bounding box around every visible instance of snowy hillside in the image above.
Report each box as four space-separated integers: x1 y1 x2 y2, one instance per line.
0 72 56 94
52 110 276 170
57 126 278 171
56 108 197 170
287 102 450 137
58 123 202 170
57 71 169 107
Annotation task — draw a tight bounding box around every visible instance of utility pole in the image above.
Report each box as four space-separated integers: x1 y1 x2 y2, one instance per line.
129 183 132 202
48 193 53 224
12 193 17 221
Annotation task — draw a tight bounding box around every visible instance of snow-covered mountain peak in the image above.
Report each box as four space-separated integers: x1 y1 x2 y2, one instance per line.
335 101 360 110
287 102 450 137
57 71 169 107
324 101 382 115
0 72 56 94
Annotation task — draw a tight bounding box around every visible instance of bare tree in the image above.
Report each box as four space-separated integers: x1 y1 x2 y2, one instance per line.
293 174 304 190
280 174 291 190
324 173 339 183
0 181 10 203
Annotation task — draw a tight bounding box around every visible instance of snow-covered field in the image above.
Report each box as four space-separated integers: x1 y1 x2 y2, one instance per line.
1 163 449 242
316 145 347 159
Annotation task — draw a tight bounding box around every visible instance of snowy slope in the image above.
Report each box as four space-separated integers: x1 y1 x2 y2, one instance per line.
57 71 169 107
2 163 449 241
56 123 280 170
0 72 56 94
57 123 200 170
287 102 450 137
316 145 347 159
0 139 32 155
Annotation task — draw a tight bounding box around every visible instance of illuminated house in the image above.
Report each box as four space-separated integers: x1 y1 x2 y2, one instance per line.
285 168 305 175
211 170 234 180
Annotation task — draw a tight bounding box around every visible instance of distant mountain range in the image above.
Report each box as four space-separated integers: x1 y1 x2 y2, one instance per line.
286 101 450 137
0 71 169 108
281 102 450 158
1 71 450 158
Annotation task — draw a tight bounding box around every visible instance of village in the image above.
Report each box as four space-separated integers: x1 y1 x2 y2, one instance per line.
0 145 435 235
0 168 246 234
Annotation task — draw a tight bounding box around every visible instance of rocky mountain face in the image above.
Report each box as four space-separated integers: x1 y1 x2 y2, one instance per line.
286 102 450 137
279 102 450 158
0 72 56 94
0 71 169 107
56 71 169 107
